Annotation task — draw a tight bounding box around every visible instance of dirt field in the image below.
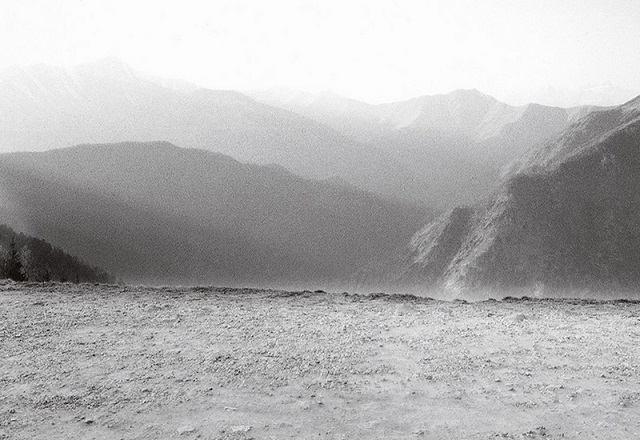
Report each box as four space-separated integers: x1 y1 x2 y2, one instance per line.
1 281 640 439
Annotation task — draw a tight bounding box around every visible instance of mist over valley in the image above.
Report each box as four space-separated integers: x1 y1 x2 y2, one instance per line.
1 59 639 298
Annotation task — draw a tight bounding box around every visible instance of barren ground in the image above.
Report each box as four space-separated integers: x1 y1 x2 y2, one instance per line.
1 282 640 439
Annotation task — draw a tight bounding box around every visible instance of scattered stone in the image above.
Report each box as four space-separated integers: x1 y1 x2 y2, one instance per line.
522 426 547 438
4 284 640 439
513 313 527 322
178 425 197 435
231 425 252 433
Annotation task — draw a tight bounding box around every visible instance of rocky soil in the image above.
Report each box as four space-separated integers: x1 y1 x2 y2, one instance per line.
1 281 640 439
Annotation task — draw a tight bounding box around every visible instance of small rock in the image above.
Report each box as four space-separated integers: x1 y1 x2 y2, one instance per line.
231 425 252 433
178 425 197 435
513 313 527 322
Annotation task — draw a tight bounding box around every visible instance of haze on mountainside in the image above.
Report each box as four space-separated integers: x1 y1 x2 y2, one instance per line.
2 56 640 295
0 59 606 209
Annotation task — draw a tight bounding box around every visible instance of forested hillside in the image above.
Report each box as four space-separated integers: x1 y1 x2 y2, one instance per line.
0 224 115 283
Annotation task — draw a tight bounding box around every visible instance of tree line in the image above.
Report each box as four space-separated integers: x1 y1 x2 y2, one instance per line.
0 224 115 284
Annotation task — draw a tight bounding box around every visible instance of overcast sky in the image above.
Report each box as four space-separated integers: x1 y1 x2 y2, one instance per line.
2 0 639 104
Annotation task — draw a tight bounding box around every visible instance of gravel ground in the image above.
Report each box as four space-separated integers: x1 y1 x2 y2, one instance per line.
1 281 640 439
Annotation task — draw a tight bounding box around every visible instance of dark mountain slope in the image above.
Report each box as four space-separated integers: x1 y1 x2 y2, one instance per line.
0 142 427 288
395 96 640 295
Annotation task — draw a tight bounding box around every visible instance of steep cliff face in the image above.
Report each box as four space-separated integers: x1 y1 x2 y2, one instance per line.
399 96 640 295
400 207 475 285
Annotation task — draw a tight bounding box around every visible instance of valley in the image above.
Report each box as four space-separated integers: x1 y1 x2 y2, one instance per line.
1 59 640 296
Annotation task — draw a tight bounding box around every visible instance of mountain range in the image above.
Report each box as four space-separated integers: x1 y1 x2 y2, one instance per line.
0 59 406 205
0 59 601 209
2 58 640 295
0 141 427 288
524 82 638 108
251 88 603 207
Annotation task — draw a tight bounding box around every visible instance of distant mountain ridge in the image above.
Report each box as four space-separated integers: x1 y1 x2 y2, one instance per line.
2 59 605 209
251 88 598 142
525 82 638 108
251 88 604 207
392 94 640 296
0 141 428 289
0 60 431 207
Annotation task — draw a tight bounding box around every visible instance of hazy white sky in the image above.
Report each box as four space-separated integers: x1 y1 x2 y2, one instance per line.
2 0 639 103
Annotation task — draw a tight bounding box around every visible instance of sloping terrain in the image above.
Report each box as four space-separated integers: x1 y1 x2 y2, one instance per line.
2 283 640 439
0 142 427 287
397 96 640 295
